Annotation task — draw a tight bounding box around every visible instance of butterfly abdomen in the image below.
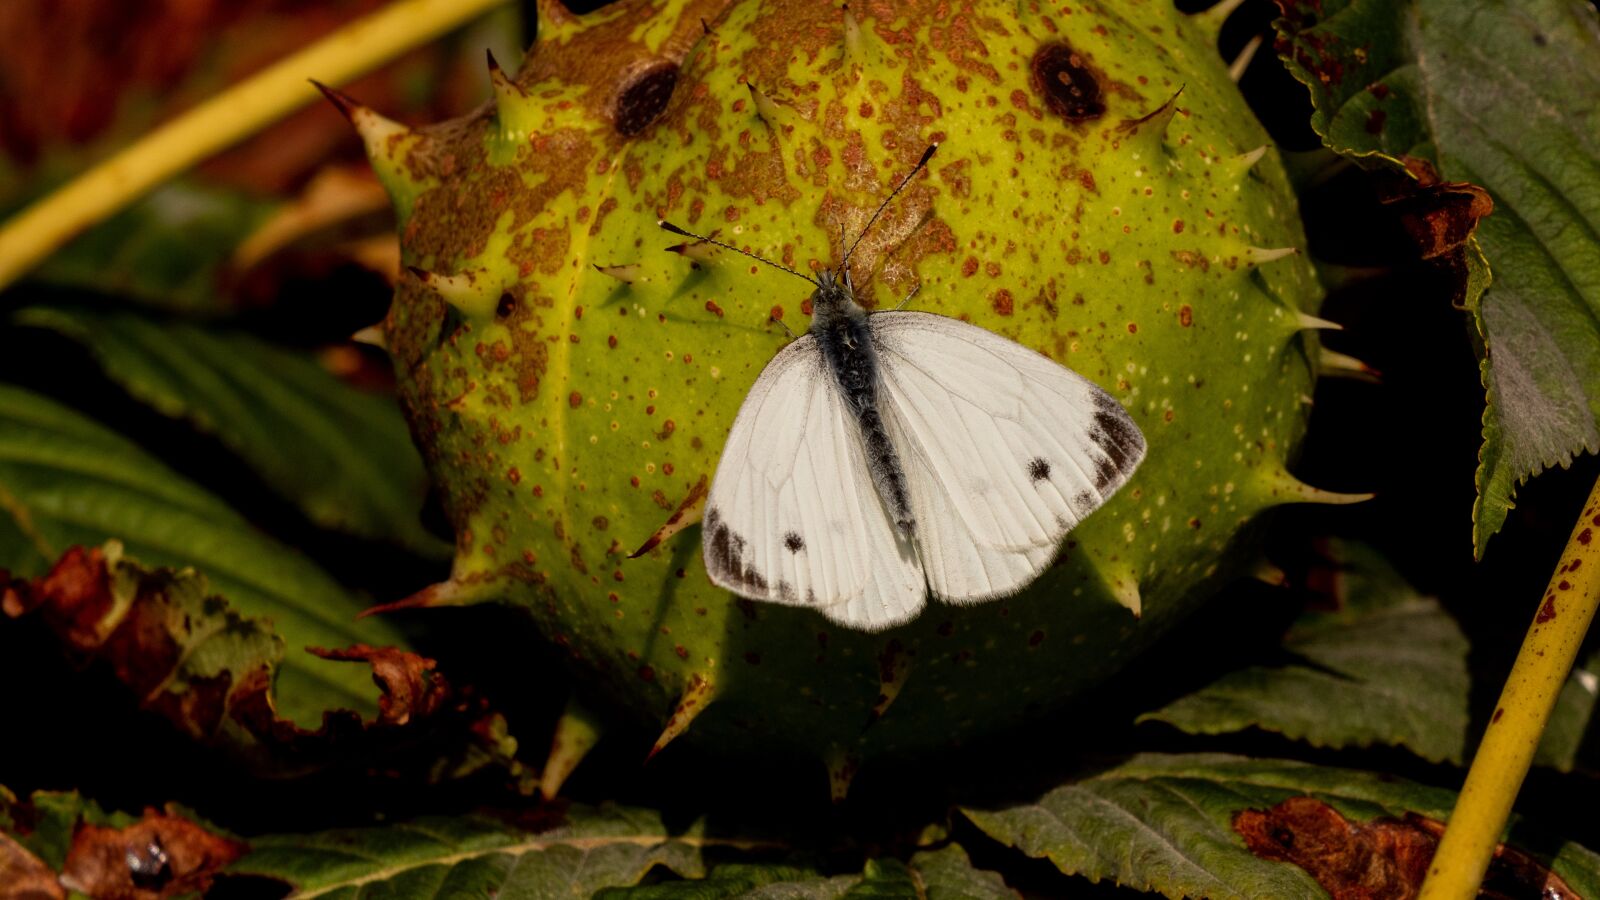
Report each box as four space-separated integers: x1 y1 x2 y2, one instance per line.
815 312 915 537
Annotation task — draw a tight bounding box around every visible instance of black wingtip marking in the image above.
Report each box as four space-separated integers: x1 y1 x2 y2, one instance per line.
1089 394 1146 490
704 507 768 592
784 532 804 552
1092 455 1119 490
1028 457 1051 482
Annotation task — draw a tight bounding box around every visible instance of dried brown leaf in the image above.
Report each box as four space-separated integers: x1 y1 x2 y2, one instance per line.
308 644 449 726
1234 797 1579 900
0 832 62 900
59 809 245 900
2 544 530 786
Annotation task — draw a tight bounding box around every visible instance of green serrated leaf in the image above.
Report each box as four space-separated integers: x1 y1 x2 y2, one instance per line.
229 804 719 899
599 863 831 900
230 807 995 900
909 846 1016 900
961 753 1600 900
0 384 404 723
1139 541 1469 763
842 860 919 900
13 305 445 556
1274 0 1600 554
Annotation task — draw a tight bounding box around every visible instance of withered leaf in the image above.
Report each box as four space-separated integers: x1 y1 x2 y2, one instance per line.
59 809 246 900
1 790 243 900
0 832 62 900
1234 797 1579 900
1376 160 1495 262
307 644 449 727
2 543 525 784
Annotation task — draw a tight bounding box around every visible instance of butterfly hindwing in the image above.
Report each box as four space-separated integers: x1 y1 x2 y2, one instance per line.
704 335 926 630
870 311 1147 601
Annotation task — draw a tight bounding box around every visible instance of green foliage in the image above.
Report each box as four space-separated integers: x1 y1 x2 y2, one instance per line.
229 804 1017 900
907 846 1016 900
16 305 445 555
22 181 278 312
1274 0 1600 554
0 384 403 722
1140 542 1470 763
230 805 709 899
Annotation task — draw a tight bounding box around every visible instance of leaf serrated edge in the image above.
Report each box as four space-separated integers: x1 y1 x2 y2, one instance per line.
250 832 778 898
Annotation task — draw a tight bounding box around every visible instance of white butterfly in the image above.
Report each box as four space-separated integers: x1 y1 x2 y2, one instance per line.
662 146 1146 631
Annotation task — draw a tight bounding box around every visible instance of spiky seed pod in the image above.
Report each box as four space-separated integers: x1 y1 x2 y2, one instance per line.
351 0 1362 793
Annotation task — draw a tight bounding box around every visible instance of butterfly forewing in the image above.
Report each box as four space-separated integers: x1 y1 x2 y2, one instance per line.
870 311 1146 601
704 335 926 630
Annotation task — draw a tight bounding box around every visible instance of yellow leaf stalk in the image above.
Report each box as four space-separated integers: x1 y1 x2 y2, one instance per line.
1421 474 1600 898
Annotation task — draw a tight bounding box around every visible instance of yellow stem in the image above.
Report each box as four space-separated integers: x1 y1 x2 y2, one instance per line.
0 0 510 292
1419 473 1600 898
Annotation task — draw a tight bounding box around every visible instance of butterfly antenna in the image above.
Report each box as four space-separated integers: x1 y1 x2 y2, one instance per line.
839 142 939 272
658 220 818 286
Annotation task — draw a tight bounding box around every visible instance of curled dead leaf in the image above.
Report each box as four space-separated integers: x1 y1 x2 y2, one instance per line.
59 809 245 900
1233 796 1578 900
308 644 449 726
0 832 62 900
1378 159 1495 261
2 544 532 788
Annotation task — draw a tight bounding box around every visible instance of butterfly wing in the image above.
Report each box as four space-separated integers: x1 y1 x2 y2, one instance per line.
704 334 927 631
869 311 1147 601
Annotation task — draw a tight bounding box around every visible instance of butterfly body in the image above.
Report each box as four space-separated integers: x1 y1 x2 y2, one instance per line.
809 270 915 538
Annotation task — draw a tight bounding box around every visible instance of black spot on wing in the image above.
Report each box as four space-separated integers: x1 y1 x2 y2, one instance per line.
784 532 804 552
1028 457 1051 482
1090 393 1145 490
704 507 768 593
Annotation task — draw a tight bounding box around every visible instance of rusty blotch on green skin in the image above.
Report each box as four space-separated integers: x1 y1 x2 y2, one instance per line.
349 0 1361 792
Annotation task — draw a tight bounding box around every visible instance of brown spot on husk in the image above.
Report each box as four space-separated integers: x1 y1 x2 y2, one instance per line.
616 62 680 136
1030 42 1105 122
